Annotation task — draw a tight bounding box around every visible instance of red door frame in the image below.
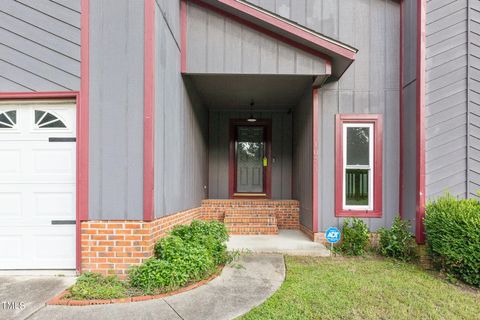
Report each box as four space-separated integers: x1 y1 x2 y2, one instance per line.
229 119 272 199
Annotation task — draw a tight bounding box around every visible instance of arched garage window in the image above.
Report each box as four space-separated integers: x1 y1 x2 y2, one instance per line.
35 110 66 128
0 110 16 128
335 114 383 218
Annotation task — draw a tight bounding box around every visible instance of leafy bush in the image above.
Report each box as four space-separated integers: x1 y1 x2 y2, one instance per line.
378 217 416 261
337 218 370 256
425 193 480 287
66 272 126 300
165 220 229 265
130 220 228 292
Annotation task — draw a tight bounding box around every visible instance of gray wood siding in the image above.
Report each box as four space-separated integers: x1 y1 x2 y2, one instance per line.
209 110 292 199
425 0 468 199
88 0 144 220
402 0 418 227
154 1 209 218
308 0 401 232
293 88 313 229
186 2 327 75
468 1 480 198
0 0 80 91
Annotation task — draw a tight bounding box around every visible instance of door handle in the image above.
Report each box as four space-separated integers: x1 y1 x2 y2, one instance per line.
49 137 76 142
51 220 76 225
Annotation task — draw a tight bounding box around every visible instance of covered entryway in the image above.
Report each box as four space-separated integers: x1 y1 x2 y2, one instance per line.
0 100 76 269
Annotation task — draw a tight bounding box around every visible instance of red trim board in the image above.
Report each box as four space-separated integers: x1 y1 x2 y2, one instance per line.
143 0 155 221
399 0 404 220
228 119 272 199
416 0 426 244
312 88 319 233
188 0 334 70
334 114 383 218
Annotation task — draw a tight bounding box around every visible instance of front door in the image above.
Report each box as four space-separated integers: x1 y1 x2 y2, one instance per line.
229 119 271 198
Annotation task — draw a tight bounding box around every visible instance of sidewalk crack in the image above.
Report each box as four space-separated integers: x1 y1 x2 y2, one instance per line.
163 298 184 320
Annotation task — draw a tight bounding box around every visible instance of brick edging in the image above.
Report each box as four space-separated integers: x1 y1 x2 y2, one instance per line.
47 267 222 306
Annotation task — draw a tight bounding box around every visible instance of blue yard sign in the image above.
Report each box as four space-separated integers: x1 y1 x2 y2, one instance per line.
325 227 341 244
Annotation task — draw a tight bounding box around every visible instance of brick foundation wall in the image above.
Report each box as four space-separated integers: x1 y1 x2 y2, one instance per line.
81 207 202 276
201 199 300 229
81 200 300 275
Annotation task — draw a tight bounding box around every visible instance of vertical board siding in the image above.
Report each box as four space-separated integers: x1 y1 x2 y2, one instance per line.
186 2 327 75
248 0 400 231
208 110 292 199
468 1 480 198
154 2 209 218
425 0 468 199
401 0 418 229
0 0 80 91
293 88 313 229
89 0 144 220
311 0 400 231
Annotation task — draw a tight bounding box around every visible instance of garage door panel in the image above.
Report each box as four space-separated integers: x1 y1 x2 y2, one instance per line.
34 192 74 218
0 101 76 270
0 149 21 174
0 234 23 260
33 229 75 268
32 148 74 176
0 192 22 218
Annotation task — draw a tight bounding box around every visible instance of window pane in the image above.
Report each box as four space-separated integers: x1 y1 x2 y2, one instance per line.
39 112 58 125
346 127 370 165
39 120 66 128
236 126 264 193
6 111 16 124
0 113 12 125
345 169 369 206
35 110 46 124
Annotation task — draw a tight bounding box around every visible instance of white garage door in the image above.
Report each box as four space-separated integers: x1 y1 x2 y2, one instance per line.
0 100 76 269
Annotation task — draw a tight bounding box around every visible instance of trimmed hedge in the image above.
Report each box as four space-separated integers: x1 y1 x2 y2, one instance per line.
425 194 480 287
129 220 229 293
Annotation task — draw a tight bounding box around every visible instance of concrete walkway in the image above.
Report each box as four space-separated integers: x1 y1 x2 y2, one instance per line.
228 230 331 256
25 254 284 320
0 276 75 320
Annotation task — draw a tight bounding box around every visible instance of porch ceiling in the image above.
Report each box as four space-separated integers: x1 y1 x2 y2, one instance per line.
189 74 313 109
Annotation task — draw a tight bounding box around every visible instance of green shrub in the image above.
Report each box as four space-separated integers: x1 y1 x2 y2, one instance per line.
130 220 228 292
337 218 370 256
378 217 416 261
166 220 229 265
66 272 126 300
425 193 480 287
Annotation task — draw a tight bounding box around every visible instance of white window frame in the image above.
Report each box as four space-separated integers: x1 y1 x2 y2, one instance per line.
342 123 374 211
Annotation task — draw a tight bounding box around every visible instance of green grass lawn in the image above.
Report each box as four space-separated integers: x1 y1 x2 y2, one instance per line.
241 256 480 320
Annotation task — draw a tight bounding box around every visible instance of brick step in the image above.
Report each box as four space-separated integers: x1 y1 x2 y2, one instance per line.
224 211 278 235
224 215 276 225
227 225 278 235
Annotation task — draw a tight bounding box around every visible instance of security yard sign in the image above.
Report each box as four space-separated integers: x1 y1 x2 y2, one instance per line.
325 227 341 244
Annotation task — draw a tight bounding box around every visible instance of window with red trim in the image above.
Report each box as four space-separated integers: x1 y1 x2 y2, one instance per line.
335 114 382 218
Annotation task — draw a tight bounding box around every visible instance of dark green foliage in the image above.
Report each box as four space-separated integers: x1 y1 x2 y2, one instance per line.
425 193 480 287
66 272 126 300
129 220 229 292
378 217 416 261
164 220 229 265
337 218 370 256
